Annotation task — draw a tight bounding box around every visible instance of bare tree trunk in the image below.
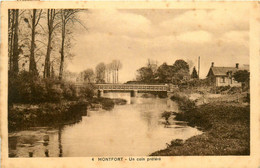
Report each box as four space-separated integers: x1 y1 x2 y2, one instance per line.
106 71 108 83
44 9 55 78
108 70 111 83
112 70 115 83
29 9 38 75
51 63 55 78
59 31 65 80
116 69 118 83
12 9 19 75
114 70 116 83
59 11 65 80
44 33 52 78
8 10 15 71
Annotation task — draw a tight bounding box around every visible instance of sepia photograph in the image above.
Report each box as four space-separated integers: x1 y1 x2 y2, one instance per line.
1 1 260 168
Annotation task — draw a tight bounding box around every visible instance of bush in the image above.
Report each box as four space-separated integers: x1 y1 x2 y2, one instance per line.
8 71 48 104
91 97 115 110
8 101 89 131
78 84 95 99
8 71 80 105
216 86 231 94
244 93 250 103
100 98 114 110
43 78 63 102
61 82 77 101
227 87 241 94
162 111 171 121
171 93 196 111
185 78 212 88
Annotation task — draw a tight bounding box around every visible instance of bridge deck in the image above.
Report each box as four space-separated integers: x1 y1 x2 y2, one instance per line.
96 84 169 91
75 83 171 92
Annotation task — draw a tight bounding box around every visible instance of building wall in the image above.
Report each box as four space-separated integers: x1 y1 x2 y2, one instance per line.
216 76 241 87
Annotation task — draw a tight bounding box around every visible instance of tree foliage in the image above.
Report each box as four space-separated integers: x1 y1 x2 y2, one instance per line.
156 62 173 83
7 9 87 106
233 70 250 83
81 68 95 83
173 59 189 72
191 67 199 79
8 9 85 79
136 67 154 83
8 71 77 104
136 59 190 85
95 62 106 83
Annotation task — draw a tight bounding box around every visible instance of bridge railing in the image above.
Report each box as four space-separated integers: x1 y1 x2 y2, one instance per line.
75 83 177 92
96 84 169 91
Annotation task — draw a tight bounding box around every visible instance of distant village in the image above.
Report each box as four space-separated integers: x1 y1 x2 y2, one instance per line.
64 60 249 91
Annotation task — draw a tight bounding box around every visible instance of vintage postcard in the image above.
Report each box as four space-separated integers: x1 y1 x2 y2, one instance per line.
0 1 260 168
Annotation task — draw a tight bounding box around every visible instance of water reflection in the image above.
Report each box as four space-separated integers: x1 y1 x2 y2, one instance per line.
58 127 63 157
9 93 201 157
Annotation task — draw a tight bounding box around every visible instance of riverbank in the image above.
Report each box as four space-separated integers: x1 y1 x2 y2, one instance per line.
151 91 250 155
8 100 89 132
8 97 127 132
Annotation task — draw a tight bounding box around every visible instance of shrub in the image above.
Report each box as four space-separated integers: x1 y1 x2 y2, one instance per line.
171 93 196 111
162 111 171 121
78 84 95 99
212 86 231 94
170 139 184 146
244 93 250 103
227 87 241 94
8 71 80 105
61 82 77 101
8 71 48 104
42 78 63 102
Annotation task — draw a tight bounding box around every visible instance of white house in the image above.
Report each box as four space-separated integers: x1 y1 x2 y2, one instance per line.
206 62 249 87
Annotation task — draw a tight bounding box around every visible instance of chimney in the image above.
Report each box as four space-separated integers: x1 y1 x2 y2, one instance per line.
236 63 239 69
211 62 214 67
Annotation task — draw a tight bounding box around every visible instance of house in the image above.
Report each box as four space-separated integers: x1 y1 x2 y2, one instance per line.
206 62 249 87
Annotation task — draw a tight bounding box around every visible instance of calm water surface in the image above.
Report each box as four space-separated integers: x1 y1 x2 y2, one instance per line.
9 92 202 157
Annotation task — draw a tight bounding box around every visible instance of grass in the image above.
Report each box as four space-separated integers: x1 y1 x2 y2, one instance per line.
8 96 127 132
8 100 89 132
151 93 250 156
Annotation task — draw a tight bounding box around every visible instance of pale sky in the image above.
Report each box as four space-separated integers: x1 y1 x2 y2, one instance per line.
66 8 249 82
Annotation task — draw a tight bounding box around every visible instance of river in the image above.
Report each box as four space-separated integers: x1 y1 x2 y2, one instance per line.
8 92 202 157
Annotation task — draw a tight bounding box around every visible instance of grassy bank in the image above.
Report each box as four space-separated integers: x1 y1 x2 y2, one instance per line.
8 100 89 132
8 71 129 132
91 97 127 110
151 93 250 156
8 97 128 132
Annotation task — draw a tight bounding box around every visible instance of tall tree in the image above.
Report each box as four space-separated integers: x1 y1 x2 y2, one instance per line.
8 10 14 71
109 62 116 83
136 67 154 83
156 62 172 83
172 60 190 85
191 66 199 79
44 9 58 78
58 9 79 80
83 68 95 83
233 70 249 83
147 59 158 75
172 59 190 73
111 60 122 83
106 63 112 83
27 9 42 75
136 59 158 83
12 9 20 75
95 62 106 83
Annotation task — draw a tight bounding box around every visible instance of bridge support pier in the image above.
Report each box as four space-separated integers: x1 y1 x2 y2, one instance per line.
98 89 104 98
131 90 138 97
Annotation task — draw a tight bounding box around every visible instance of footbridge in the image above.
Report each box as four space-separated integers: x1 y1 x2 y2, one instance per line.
75 83 176 97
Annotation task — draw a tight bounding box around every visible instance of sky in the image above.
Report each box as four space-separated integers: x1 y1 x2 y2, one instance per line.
66 8 249 82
